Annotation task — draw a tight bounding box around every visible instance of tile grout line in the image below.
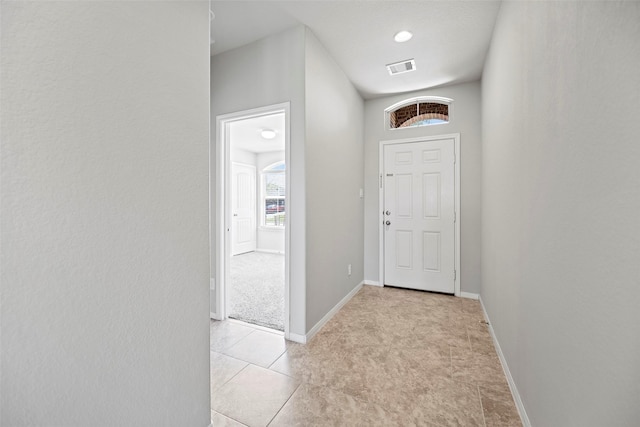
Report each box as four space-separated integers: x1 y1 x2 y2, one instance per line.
449 345 453 379
226 317 285 336
211 328 256 354
211 349 251 365
211 363 251 395
265 382 302 426
478 385 488 427
266 346 289 370
212 410 249 427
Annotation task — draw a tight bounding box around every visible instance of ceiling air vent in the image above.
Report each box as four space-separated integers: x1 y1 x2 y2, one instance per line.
386 59 416 75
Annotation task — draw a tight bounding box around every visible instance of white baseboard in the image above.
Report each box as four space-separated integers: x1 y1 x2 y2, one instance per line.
210 312 222 321
460 291 479 300
305 281 364 343
256 249 284 255
363 280 382 287
287 332 306 344
478 296 531 427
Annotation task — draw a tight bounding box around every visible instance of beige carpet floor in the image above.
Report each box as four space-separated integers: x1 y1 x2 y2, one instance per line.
228 251 284 331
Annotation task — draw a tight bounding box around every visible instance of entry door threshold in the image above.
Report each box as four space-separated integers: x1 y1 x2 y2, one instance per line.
226 318 284 336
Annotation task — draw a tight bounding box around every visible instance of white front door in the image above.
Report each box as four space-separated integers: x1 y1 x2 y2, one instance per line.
383 138 456 293
231 162 256 256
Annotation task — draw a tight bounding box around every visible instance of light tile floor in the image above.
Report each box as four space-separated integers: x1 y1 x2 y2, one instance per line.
211 286 522 427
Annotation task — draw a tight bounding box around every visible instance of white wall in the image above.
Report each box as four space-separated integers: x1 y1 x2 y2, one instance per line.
304 29 365 330
1 2 210 426
230 148 257 166
257 151 286 254
481 2 640 425
210 26 306 335
364 82 482 294
256 151 286 177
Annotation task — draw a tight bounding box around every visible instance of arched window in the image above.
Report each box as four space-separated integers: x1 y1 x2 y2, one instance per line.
261 161 285 227
385 96 452 130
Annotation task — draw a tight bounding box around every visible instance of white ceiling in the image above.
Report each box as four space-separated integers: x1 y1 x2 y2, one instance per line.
229 113 285 154
210 1 299 57
210 1 502 99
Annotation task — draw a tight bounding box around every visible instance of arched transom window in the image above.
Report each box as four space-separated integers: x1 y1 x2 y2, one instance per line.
385 96 453 129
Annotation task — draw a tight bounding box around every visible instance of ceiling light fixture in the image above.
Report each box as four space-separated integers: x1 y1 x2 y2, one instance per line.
261 129 276 140
394 30 413 43
386 59 416 75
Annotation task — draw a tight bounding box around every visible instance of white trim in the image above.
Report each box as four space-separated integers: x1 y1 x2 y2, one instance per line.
479 296 531 427
283 104 291 341
364 280 382 287
384 96 454 132
454 135 461 297
287 332 306 344
384 96 453 113
255 249 285 255
305 281 364 343
460 292 479 300
378 133 461 296
210 311 222 321
214 102 292 340
378 146 384 291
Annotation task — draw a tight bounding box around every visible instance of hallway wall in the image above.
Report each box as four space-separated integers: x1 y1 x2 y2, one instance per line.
304 29 365 331
210 26 307 336
481 2 640 425
211 26 364 337
1 1 211 425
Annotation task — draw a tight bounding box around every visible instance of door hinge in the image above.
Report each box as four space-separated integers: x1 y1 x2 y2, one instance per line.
454 270 457 280
379 174 383 189
454 210 457 223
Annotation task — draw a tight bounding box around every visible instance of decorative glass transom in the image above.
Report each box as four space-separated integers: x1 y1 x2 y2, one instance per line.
386 97 452 129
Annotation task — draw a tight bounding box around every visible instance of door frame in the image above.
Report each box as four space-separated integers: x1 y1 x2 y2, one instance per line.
378 133 461 296
213 102 291 339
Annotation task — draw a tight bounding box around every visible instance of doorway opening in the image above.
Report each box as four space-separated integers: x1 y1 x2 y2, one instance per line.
378 134 461 296
214 103 290 336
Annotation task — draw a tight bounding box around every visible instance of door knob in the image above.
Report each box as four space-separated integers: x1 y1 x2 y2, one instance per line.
385 210 391 215
385 220 391 226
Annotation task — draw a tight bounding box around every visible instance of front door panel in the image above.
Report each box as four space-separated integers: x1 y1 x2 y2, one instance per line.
383 139 455 293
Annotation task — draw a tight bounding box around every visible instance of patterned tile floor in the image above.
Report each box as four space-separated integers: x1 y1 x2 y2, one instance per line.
211 285 522 426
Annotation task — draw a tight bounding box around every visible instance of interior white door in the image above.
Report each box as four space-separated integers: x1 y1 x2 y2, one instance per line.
383 139 455 293
231 162 256 256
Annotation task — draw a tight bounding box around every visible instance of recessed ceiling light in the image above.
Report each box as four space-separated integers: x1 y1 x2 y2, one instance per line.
394 30 413 43
261 129 276 140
